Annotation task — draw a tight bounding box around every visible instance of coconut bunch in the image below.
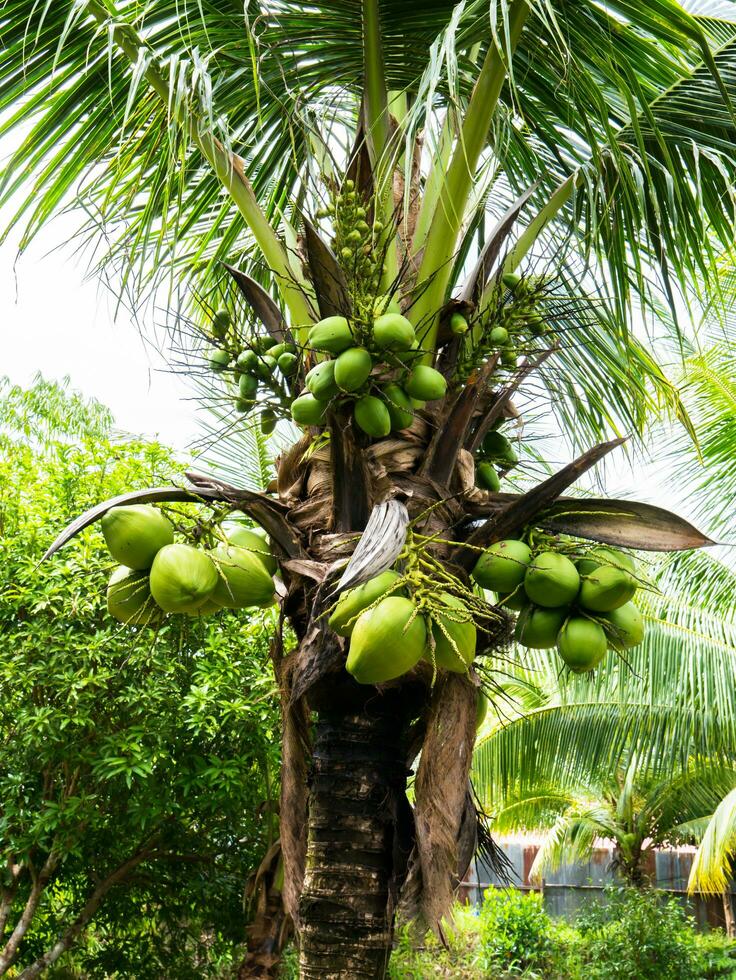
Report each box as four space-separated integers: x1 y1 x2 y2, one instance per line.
101 505 277 627
474 426 520 492
291 312 448 435
325 559 495 689
471 539 646 672
204 306 297 431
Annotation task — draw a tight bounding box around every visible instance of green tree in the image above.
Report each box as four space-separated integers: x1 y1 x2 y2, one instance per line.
3 2 736 976
0 377 280 977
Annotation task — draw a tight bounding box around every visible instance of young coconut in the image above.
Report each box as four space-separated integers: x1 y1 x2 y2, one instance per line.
209 543 276 609
472 539 532 593
428 593 476 673
308 316 354 353
227 526 278 575
579 564 636 612
107 566 162 627
603 602 645 650
149 543 219 614
354 395 391 438
346 596 427 685
101 505 174 570
515 605 567 649
328 570 404 636
524 552 580 607
372 313 416 351
557 617 608 673
305 360 339 401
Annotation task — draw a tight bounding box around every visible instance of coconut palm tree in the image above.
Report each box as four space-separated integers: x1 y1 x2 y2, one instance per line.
3 1 736 976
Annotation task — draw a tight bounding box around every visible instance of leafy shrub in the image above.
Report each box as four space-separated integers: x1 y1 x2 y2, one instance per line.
574 886 707 980
477 888 555 977
388 906 482 978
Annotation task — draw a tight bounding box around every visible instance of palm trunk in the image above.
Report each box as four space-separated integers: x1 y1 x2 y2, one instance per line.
297 674 418 979
722 889 736 938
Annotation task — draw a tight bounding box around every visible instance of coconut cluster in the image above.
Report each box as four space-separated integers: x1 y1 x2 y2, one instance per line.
207 321 298 430
327 570 477 685
291 313 448 436
472 539 645 672
101 505 277 626
475 427 519 492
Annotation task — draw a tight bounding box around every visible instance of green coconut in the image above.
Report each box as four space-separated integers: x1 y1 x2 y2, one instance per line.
239 374 258 399
328 570 403 636
502 272 522 290
308 316 354 354
404 365 447 402
354 395 391 438
557 617 608 673
603 602 645 650
346 596 427 685
255 354 279 380
372 313 416 351
476 693 488 730
481 430 518 465
477 462 500 492
208 349 230 372
334 347 373 392
382 384 414 430
236 349 259 373
515 605 567 649
472 539 532 593
212 309 231 339
495 588 530 612
227 526 278 575
579 564 636 613
305 360 339 401
149 544 218 614
429 593 476 673
101 505 174 570
450 312 469 335
489 326 509 346
524 552 580 608
291 393 327 427
107 566 162 627
210 543 276 609
277 351 298 376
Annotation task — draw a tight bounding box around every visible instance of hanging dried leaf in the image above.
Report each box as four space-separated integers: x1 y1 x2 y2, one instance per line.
302 218 351 319
538 498 716 551
457 437 627 569
40 486 216 562
332 499 410 595
223 263 289 341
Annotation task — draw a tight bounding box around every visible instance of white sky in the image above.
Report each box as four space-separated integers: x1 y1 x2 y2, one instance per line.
0 211 199 451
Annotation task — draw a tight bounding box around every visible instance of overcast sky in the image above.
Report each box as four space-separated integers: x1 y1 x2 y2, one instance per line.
1 210 200 451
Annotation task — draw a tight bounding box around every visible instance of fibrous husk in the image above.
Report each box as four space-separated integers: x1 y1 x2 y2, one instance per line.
399 672 477 933
275 648 312 926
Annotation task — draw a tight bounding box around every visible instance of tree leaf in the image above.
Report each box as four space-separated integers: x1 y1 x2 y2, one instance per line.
223 263 289 341
460 182 539 304
302 217 352 319
538 498 717 551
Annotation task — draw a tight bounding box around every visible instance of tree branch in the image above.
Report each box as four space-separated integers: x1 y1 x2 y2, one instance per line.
16 840 159 980
455 437 627 569
0 851 58 975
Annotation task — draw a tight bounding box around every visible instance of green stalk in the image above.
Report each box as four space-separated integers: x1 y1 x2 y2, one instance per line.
411 1 530 352
362 0 399 292
85 0 314 334
499 175 576 281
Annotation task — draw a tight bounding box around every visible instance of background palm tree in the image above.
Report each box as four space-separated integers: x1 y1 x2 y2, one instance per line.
4 1 736 976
